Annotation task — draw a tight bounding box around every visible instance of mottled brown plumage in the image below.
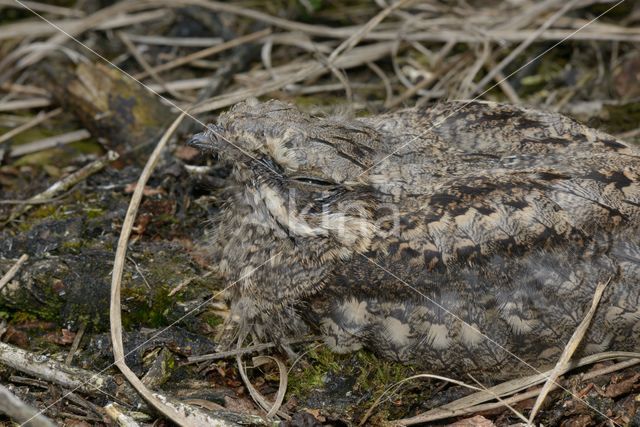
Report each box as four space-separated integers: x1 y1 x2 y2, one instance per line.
190 99 640 378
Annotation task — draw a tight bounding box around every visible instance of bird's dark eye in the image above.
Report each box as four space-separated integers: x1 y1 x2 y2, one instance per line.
291 176 335 187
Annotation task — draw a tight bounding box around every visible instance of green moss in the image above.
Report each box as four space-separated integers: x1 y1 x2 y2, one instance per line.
69 140 104 156
30 204 59 219
84 207 105 219
61 239 83 253
121 284 174 329
202 312 224 328
353 351 415 395
16 220 33 233
601 102 640 134
288 347 332 395
157 213 179 225
288 345 420 419
11 312 36 323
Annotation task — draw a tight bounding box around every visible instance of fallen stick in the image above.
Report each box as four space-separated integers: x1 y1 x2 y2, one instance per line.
0 254 28 292
132 28 271 80
0 107 62 145
0 384 56 427
527 278 611 422
0 341 122 398
186 335 320 363
109 112 200 426
4 150 119 223
0 97 51 111
104 403 141 427
396 351 640 425
9 129 91 157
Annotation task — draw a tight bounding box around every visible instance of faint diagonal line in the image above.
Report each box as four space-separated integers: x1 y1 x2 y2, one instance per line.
20 250 282 426
353 0 626 180
358 253 622 426
10 0 284 178
11 0 628 425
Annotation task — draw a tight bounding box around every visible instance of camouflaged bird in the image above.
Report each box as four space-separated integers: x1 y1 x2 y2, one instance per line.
189 99 640 379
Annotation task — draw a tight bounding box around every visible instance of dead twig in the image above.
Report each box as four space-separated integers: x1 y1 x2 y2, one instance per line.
0 341 128 400
65 323 87 366
4 150 119 223
0 107 62 145
109 112 201 426
0 384 56 427
396 351 640 425
0 97 51 111
9 129 91 158
132 28 271 80
117 32 192 102
186 335 321 363
235 336 290 420
527 278 611 423
0 254 29 292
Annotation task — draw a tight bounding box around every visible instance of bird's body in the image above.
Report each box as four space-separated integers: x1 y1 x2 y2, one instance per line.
191 100 640 378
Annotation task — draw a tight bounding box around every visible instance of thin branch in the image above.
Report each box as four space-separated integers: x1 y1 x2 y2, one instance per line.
528 278 611 423
0 254 29 292
9 129 91 158
0 107 62 145
4 150 118 223
469 0 582 97
0 385 56 427
109 112 197 426
132 28 271 80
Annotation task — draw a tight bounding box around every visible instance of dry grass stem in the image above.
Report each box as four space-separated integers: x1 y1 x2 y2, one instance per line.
466 374 530 425
108 112 194 426
132 28 272 80
360 374 483 426
118 33 223 47
0 254 29 292
0 97 51 111
4 151 118 223
8 129 90 157
469 0 582 97
0 0 84 17
235 336 291 420
527 278 611 423
397 352 640 425
0 385 56 427
0 107 62 145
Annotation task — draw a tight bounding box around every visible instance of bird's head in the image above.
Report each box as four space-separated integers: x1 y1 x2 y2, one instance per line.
189 99 381 258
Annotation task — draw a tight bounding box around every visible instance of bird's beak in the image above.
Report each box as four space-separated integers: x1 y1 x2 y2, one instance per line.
187 132 213 151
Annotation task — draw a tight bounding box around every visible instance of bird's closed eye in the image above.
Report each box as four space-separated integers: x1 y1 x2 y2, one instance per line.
291 176 336 187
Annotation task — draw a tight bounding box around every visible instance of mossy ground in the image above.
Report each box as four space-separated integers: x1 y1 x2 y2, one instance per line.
287 345 424 421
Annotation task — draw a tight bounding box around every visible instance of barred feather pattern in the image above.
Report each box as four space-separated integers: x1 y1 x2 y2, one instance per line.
193 99 640 378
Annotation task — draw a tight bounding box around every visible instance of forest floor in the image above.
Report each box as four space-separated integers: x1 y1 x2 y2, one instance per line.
1 1 640 426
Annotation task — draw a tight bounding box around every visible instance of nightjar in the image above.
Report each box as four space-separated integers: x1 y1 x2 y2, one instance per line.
189 99 640 378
